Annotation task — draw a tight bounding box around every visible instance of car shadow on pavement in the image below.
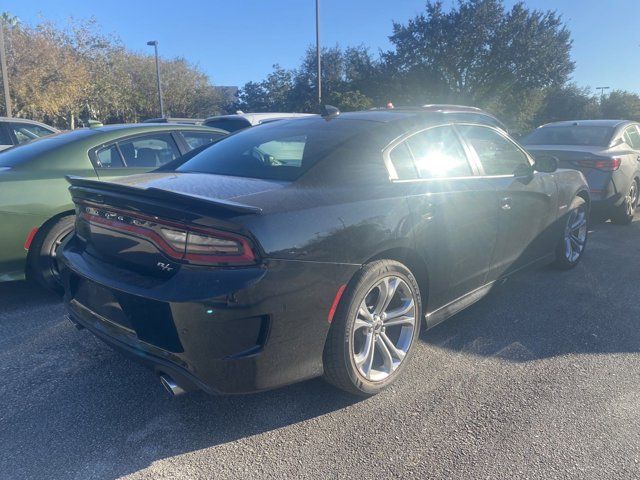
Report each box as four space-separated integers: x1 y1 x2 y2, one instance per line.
1 217 639 479
0 281 363 479
421 216 640 363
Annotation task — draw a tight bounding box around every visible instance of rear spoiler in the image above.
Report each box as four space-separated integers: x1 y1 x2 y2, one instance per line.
65 176 262 215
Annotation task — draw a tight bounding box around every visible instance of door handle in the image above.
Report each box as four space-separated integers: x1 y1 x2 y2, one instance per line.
500 197 512 211
420 202 436 221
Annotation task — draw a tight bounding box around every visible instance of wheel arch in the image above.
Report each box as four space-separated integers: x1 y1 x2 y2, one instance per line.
364 247 430 312
25 209 75 278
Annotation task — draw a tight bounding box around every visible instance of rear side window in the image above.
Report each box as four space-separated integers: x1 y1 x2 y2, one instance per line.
389 142 418 179
180 131 225 149
522 126 614 147
459 125 529 176
406 126 472 178
95 145 124 168
117 134 180 168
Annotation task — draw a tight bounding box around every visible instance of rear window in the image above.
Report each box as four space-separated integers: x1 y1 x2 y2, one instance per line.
522 126 615 147
203 118 252 133
177 118 375 181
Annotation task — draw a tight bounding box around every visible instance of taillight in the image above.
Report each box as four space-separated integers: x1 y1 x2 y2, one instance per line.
79 203 256 266
576 158 621 171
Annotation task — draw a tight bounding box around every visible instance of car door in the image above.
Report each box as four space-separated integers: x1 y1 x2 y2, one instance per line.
386 124 500 313
456 124 558 280
93 132 182 180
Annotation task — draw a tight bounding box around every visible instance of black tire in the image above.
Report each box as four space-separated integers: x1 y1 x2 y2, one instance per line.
323 259 422 396
28 215 75 294
554 196 588 270
610 179 638 225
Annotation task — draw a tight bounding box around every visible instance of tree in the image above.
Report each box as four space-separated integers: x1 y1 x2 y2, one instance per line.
383 0 574 125
600 90 640 122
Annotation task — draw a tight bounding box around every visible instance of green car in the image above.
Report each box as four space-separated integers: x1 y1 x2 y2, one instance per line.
0 123 227 292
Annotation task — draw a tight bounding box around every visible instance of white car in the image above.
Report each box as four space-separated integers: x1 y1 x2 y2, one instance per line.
0 117 58 150
203 112 315 132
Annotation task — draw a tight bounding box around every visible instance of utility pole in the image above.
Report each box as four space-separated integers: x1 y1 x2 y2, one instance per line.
0 21 12 117
147 40 165 118
316 0 322 106
596 86 610 101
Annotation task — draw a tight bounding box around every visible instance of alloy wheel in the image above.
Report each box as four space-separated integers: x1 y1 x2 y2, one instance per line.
626 181 638 217
351 276 417 382
564 204 588 263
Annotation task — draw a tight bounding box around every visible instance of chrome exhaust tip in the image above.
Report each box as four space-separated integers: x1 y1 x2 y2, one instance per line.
159 374 186 396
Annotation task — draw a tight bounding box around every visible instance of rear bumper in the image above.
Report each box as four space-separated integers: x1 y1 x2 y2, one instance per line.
60 237 359 394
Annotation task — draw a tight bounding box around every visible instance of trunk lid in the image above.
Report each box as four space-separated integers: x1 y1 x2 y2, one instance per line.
67 173 279 276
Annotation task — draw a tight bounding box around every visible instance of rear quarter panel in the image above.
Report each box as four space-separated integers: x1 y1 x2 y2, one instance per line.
0 162 97 280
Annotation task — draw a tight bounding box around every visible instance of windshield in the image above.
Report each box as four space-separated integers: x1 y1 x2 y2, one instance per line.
177 118 375 181
522 126 615 147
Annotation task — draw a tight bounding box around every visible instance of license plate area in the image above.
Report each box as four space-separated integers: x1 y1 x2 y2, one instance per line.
72 277 134 331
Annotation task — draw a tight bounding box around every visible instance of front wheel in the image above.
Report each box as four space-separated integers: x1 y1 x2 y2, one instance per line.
323 260 422 396
28 215 75 295
554 196 588 270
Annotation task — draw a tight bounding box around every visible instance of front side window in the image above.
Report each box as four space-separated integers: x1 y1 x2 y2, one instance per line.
180 131 225 150
405 126 472 178
117 134 180 168
458 125 529 176
10 123 55 144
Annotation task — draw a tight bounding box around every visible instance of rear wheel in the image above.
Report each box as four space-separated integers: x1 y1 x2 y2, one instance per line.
323 260 422 396
554 196 588 269
611 179 638 225
28 215 75 294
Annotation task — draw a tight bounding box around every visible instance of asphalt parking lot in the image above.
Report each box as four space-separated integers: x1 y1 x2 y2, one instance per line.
1 215 639 480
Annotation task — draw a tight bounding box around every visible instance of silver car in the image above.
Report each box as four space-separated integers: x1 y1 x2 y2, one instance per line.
522 120 640 224
0 117 58 151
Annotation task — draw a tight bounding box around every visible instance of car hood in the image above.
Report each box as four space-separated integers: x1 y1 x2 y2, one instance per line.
100 172 289 201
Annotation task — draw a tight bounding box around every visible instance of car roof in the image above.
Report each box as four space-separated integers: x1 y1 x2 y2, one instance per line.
0 117 59 131
540 119 633 128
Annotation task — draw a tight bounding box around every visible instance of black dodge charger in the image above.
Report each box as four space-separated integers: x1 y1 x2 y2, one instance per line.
61 107 590 396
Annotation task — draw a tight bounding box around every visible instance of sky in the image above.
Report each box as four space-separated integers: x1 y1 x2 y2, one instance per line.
5 0 640 95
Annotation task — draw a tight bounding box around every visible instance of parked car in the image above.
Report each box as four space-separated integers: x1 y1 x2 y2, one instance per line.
522 120 640 224
203 112 315 132
0 123 226 292
60 107 589 397
0 117 58 150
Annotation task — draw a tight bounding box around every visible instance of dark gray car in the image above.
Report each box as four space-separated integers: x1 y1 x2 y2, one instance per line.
522 120 640 224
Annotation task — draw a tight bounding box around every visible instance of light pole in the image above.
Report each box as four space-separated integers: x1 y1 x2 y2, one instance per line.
147 40 164 118
0 21 12 117
315 0 321 106
596 86 610 101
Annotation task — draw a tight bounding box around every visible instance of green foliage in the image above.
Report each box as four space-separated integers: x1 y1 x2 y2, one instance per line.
0 16 227 128
600 90 640 121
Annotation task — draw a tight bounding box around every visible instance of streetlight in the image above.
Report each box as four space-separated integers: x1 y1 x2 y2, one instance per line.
147 40 165 118
0 21 12 117
596 86 610 101
315 0 321 106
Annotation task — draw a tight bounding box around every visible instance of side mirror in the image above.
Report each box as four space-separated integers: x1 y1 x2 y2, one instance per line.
514 163 534 179
533 154 558 173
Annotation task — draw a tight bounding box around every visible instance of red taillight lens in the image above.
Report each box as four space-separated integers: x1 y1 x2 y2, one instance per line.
576 158 621 171
79 203 256 266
